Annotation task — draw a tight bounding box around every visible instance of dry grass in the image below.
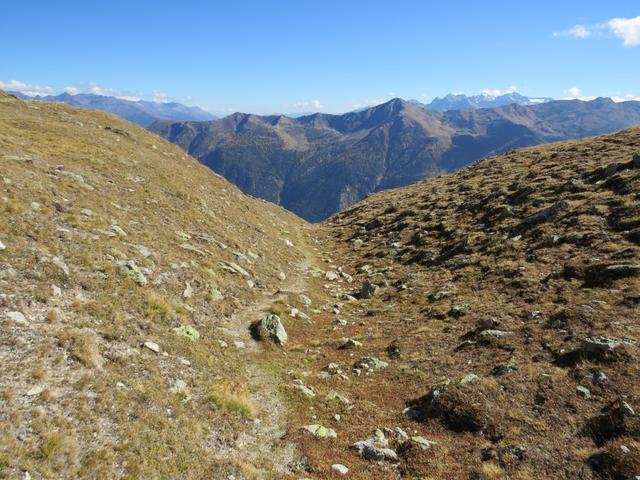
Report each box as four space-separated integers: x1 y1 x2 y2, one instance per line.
207 381 256 418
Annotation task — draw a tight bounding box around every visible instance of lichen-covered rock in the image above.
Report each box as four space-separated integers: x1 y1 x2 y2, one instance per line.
174 325 200 341
255 314 288 345
117 260 147 285
303 424 337 438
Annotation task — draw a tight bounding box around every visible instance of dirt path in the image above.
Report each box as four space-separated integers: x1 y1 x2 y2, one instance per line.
214 257 317 476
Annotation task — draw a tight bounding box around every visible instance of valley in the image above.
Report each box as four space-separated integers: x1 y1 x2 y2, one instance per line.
151 97 640 222
0 90 639 479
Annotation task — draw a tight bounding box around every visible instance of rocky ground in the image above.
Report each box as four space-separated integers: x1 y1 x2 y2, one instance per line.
1 90 639 479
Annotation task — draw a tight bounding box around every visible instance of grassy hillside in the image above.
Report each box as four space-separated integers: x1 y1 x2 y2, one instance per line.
318 128 640 478
0 90 312 479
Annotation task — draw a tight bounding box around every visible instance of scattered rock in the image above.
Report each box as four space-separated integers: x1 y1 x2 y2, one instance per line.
169 379 191 402
293 384 316 398
303 424 337 438
26 385 44 397
0 240 5 250
142 341 161 354
358 280 379 299
218 261 250 277
577 386 592 399
351 438 398 462
339 338 362 349
6 311 28 325
174 325 200 341
253 314 288 345
331 464 349 475
583 336 633 358
582 398 640 446
325 270 340 281
411 435 437 450
583 263 640 287
110 225 127 237
299 294 312 306
117 260 147 285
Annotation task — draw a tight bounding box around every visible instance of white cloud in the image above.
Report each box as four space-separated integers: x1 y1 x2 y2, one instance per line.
566 87 581 97
292 99 323 111
554 16 640 46
0 79 55 97
563 87 596 101
481 85 518 97
554 24 592 38
63 86 80 95
608 16 640 46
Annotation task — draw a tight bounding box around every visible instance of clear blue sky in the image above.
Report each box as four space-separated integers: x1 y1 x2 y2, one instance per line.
1 1 639 114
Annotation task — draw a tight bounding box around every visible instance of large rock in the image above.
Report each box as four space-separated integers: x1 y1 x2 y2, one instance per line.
255 314 288 345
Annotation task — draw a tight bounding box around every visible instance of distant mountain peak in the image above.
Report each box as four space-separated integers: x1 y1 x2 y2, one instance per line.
9 91 216 127
423 92 554 111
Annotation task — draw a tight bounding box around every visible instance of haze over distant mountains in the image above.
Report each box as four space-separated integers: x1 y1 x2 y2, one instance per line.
413 92 554 111
151 97 640 222
9 91 216 127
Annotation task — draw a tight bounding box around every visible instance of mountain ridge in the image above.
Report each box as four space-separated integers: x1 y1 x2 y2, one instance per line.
10 91 217 127
152 97 640 221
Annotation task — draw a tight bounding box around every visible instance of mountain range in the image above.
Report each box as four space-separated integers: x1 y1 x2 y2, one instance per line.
151 97 640 222
414 91 553 111
9 91 216 127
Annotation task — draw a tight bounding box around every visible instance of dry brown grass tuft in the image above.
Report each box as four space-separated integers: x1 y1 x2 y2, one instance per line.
207 381 256 418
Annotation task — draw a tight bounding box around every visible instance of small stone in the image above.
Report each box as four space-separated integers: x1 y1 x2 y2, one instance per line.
354 356 388 371
325 270 340 281
576 386 592 399
278 272 286 281
284 239 294 247
117 260 147 285
592 371 608 387
111 225 127 237
326 390 350 404
6 311 28 325
620 401 636 416
142 341 160 353
31 202 41 211
303 424 337 438
80 208 93 216
299 294 312 306
411 436 437 450
331 464 349 475
358 280 379 299
449 303 469 316
459 373 479 385
0 240 5 250
234 340 246 349
183 282 193 298
335 319 348 327
26 385 44 397
294 384 316 398
174 325 200 341
52 256 70 276
479 329 513 338
339 338 362 349
169 379 191 402
51 284 62 296
351 440 398 462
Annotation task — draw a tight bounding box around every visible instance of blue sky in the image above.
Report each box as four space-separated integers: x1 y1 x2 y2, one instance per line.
1 1 639 114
